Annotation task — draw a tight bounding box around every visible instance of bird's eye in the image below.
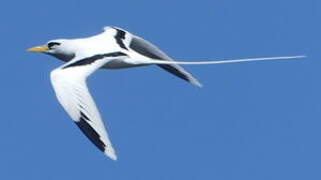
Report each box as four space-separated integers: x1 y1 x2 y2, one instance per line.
48 42 61 49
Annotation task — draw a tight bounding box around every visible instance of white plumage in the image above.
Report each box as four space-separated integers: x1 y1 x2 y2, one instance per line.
28 26 305 160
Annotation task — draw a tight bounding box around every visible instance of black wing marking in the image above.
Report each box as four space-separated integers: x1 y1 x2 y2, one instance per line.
157 64 190 82
75 115 106 152
113 27 129 50
63 52 127 69
129 36 200 85
51 54 119 159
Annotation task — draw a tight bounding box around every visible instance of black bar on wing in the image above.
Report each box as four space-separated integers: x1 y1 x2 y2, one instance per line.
113 27 128 50
75 116 106 152
63 52 127 69
157 64 190 82
128 37 192 83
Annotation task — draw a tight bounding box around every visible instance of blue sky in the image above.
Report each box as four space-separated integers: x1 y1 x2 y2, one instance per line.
0 0 319 179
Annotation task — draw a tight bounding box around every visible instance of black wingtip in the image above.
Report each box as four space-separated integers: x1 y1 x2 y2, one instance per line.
75 117 106 152
158 65 202 87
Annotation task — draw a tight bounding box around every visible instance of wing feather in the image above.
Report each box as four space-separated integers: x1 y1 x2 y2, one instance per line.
106 27 202 87
129 35 202 87
50 54 126 160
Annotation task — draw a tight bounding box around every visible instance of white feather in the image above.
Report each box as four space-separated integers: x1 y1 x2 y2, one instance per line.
50 57 123 160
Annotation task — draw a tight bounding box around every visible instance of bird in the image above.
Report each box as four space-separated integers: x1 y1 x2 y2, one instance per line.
27 26 305 160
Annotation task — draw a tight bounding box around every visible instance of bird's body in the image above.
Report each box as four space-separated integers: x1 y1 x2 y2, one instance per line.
28 26 305 160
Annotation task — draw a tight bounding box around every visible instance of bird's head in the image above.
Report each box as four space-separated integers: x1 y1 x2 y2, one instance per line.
27 39 76 62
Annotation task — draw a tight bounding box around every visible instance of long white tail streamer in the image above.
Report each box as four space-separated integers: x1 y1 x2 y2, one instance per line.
142 55 306 65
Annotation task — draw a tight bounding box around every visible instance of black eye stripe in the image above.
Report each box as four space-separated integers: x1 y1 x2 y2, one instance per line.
48 42 61 49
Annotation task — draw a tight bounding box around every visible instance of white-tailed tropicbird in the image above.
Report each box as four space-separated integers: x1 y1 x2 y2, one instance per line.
27 26 305 160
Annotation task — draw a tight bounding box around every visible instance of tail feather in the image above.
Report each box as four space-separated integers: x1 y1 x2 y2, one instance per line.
147 55 306 65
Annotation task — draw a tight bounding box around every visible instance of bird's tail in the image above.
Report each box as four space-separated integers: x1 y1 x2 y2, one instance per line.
150 55 306 65
131 55 306 88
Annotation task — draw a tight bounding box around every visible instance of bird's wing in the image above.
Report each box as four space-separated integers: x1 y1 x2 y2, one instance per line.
105 27 202 87
50 52 127 160
129 35 203 87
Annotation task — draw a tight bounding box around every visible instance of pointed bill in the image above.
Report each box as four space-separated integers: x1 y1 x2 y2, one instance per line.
27 46 49 53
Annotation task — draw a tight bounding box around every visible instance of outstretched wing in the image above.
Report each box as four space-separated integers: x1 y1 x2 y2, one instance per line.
106 27 202 87
50 52 127 160
129 35 202 87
